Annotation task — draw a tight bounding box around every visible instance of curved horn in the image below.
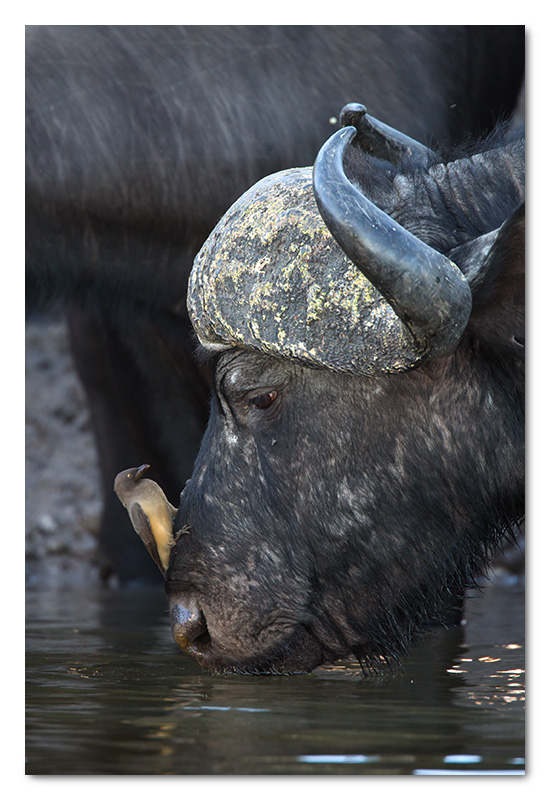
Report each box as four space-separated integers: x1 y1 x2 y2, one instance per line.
313 126 473 358
339 102 434 167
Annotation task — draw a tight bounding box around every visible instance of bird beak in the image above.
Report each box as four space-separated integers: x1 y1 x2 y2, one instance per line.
134 463 151 481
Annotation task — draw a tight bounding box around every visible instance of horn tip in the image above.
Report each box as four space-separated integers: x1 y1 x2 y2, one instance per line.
339 103 367 130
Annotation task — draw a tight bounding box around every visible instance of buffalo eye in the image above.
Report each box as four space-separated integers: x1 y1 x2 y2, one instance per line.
250 391 277 410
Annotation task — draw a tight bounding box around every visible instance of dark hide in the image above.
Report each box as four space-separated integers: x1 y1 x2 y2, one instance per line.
26 25 524 581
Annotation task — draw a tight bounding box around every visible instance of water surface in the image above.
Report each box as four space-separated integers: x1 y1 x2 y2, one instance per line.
25 577 524 775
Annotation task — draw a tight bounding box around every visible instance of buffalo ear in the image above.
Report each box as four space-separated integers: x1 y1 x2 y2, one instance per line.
451 203 525 352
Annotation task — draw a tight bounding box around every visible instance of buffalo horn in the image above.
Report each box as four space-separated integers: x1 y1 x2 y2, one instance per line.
313 127 473 359
339 102 434 167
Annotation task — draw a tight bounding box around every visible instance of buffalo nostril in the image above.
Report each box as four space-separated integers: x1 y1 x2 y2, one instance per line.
170 599 209 651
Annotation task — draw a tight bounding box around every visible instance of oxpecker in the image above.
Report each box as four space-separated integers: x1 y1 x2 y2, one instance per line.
114 464 177 574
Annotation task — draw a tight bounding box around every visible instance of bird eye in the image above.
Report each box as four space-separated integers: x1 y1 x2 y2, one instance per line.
250 391 277 410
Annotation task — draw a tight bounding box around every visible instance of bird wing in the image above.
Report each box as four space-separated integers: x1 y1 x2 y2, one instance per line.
129 502 165 574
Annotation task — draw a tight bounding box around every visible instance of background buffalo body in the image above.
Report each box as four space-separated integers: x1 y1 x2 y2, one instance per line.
26 26 524 587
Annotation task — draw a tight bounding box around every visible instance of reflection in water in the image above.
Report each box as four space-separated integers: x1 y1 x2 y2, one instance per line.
25 577 524 775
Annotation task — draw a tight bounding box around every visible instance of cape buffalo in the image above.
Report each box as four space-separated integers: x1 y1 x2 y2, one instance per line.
25 25 525 583
160 106 524 674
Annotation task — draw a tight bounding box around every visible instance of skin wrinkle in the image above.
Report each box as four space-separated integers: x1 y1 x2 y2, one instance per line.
502 149 525 196
378 129 524 260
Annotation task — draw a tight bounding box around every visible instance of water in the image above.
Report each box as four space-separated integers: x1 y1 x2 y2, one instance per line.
25 578 525 775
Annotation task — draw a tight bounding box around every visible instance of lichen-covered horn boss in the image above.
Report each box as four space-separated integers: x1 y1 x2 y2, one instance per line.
189 120 475 374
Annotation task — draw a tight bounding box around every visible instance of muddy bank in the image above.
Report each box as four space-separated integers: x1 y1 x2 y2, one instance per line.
26 311 104 588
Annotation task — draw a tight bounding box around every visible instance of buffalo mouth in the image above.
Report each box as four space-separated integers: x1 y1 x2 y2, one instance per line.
168 596 330 675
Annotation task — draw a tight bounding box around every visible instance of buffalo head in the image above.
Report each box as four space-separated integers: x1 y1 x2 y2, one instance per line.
138 106 525 673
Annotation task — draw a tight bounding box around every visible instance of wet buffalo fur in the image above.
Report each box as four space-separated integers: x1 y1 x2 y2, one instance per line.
167 124 524 674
